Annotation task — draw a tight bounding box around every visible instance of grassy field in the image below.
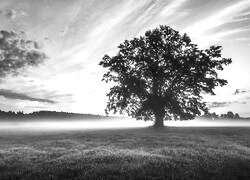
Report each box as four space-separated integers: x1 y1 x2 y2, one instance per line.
0 127 250 180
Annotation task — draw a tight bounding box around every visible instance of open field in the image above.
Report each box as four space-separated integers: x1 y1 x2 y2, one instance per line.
0 126 250 180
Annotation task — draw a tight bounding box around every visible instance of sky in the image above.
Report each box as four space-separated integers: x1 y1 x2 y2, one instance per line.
0 0 250 116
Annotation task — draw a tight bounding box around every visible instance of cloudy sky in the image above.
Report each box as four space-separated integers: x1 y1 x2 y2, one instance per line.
0 0 250 116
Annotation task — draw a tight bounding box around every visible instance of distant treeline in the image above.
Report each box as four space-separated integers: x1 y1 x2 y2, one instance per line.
1 109 248 121
201 111 247 120
0 110 109 120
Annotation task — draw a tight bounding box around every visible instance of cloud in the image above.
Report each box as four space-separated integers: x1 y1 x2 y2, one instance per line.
207 101 237 108
232 9 250 22
0 30 47 78
24 106 49 109
208 102 231 108
234 37 250 41
184 0 250 47
195 28 250 47
207 100 243 108
0 9 27 20
0 89 56 104
159 0 188 18
185 0 250 34
233 89 250 95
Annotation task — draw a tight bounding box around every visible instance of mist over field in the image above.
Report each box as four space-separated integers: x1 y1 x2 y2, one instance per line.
0 118 250 132
0 118 151 131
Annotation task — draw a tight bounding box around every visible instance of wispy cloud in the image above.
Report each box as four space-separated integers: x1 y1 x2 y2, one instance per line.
0 9 27 20
184 0 250 47
185 0 250 33
194 28 250 47
233 89 250 95
208 101 239 108
234 37 250 41
159 0 188 17
0 89 56 104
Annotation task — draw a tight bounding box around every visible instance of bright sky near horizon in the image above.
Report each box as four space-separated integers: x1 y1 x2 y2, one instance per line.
0 0 250 116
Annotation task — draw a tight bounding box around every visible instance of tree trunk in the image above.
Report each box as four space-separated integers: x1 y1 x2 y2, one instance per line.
153 113 164 128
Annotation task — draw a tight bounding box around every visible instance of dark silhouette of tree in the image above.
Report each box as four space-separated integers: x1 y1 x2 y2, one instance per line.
234 113 240 119
220 111 241 119
203 112 219 119
212 112 219 119
220 114 226 118
227 111 235 119
0 109 109 120
99 25 232 128
0 30 47 78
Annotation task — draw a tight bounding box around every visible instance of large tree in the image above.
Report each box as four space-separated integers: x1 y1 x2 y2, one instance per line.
99 25 231 128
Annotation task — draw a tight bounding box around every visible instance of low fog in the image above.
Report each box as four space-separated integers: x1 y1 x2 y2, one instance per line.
0 118 250 132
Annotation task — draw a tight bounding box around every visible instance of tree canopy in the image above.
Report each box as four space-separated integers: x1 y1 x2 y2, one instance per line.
99 25 232 128
0 30 47 78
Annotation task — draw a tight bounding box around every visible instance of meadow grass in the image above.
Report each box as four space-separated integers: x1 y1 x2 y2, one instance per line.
0 127 250 179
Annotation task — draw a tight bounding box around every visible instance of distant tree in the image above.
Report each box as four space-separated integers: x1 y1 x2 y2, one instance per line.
99 25 232 128
220 114 226 119
220 111 241 119
202 112 219 119
234 113 240 119
227 111 235 119
0 30 47 78
211 112 219 119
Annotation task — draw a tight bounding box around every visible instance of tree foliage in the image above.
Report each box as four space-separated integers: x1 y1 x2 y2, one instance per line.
0 30 47 78
202 111 241 119
220 111 240 119
99 25 231 127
